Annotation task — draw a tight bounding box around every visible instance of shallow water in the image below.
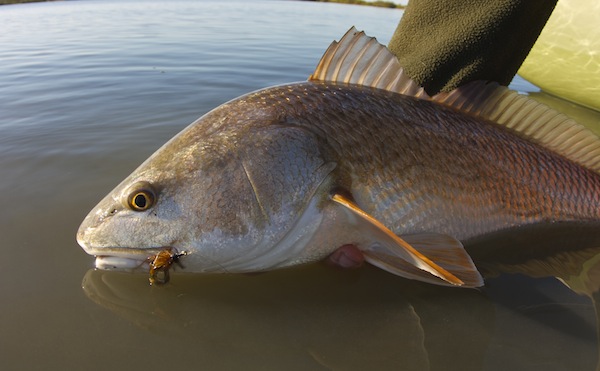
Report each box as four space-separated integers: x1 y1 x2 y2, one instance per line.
1 1 600 370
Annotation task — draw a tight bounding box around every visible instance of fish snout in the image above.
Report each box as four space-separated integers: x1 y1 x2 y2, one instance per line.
76 204 116 255
76 207 155 270
76 224 89 251
76 214 99 254
76 223 97 255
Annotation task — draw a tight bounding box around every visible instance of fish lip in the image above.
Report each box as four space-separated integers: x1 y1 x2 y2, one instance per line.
87 246 165 257
87 247 167 271
95 255 148 271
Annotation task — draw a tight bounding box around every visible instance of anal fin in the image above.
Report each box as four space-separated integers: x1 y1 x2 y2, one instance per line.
331 193 483 288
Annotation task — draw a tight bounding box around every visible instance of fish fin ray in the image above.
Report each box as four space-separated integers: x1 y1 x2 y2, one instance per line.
364 248 452 286
312 27 600 173
331 193 477 286
433 82 600 173
363 234 483 288
401 233 484 287
309 27 428 98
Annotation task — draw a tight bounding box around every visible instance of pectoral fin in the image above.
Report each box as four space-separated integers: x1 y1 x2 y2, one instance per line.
331 193 483 288
368 233 484 288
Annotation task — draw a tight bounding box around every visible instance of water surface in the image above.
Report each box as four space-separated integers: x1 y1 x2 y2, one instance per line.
1 1 600 370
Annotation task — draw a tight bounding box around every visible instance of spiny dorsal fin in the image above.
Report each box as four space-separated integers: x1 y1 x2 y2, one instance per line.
310 27 427 98
310 27 600 173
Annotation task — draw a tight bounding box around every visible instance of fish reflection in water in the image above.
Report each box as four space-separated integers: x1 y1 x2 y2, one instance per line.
468 222 600 294
82 224 600 371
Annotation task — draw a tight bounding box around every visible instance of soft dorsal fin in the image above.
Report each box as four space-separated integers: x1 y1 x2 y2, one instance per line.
310 27 600 173
432 82 600 173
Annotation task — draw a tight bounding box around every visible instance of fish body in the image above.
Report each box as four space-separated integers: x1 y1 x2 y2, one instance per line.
213 81 600 240
77 29 600 287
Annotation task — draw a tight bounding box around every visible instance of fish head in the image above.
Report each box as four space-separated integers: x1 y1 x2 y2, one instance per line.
77 100 337 273
76 168 191 271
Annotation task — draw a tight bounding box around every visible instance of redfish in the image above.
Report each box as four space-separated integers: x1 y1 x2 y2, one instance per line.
76 28 600 287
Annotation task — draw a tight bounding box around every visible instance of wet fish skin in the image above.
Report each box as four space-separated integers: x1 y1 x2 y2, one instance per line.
252 81 600 237
76 28 600 287
77 82 339 272
77 80 600 274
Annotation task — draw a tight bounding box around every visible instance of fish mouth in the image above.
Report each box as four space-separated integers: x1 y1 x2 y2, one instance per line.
95 255 149 270
86 247 166 271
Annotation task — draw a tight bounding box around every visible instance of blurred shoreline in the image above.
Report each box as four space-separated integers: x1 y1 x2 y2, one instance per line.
2 0 406 7
1 0 59 5
302 0 405 9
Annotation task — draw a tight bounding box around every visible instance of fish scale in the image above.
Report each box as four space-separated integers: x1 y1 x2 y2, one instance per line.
78 28 600 287
241 81 600 240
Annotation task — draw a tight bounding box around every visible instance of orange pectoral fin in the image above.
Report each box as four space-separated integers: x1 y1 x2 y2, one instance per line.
331 193 483 288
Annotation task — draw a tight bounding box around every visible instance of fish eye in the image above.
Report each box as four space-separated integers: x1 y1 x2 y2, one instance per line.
126 185 156 212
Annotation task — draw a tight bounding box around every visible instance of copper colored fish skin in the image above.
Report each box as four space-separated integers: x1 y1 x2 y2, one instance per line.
76 81 600 274
76 27 600 288
234 82 600 239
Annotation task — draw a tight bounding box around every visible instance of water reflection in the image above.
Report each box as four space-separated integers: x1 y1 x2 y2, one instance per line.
82 266 488 370
82 223 600 370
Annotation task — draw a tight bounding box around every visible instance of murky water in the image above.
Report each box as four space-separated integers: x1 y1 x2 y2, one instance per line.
1 1 600 370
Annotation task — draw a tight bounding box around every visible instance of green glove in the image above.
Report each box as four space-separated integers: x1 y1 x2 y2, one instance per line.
388 0 557 94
